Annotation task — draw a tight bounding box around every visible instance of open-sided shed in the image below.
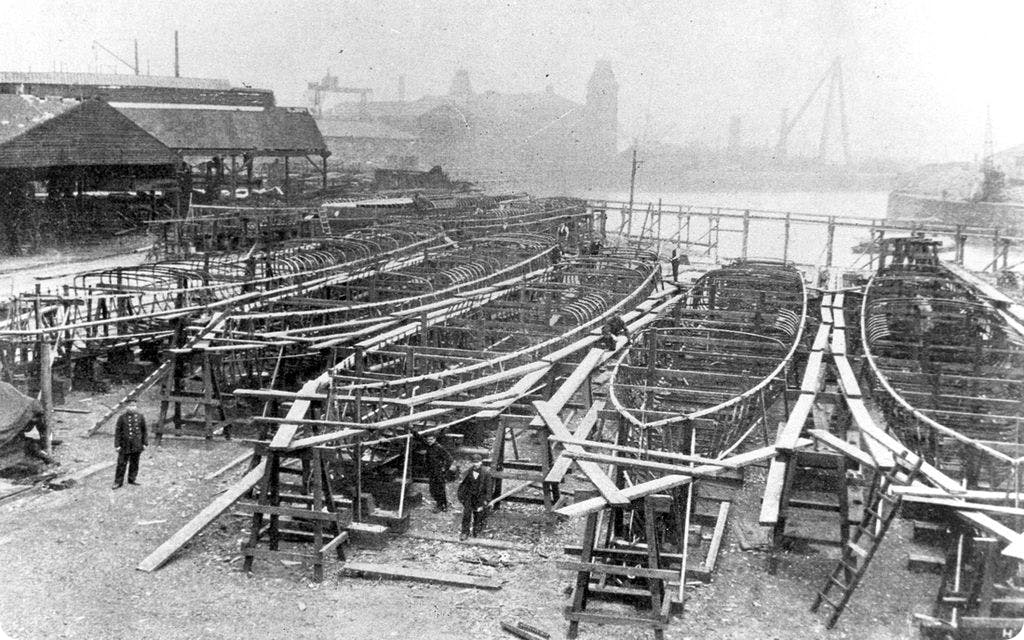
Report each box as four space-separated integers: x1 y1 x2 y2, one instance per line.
115 105 330 195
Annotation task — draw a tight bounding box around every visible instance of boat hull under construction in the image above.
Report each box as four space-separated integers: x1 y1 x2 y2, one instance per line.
609 259 808 465
252 247 661 449
861 240 1024 489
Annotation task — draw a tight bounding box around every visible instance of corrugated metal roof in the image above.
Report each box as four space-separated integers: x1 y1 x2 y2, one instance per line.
0 99 179 169
316 118 416 140
0 71 232 90
117 106 328 155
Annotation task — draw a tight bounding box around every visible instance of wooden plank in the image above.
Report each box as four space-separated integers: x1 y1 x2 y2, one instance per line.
800 351 824 393
549 436 736 467
545 400 605 483
776 393 814 450
269 423 300 450
811 323 831 352
832 292 845 310
340 561 502 590
559 440 811 518
833 354 862 399
830 330 847 356
891 484 1024 502
234 502 349 522
318 531 349 556
758 459 788 525
808 429 876 468
563 608 669 628
563 450 731 478
555 560 677 581
698 501 730 573
533 400 628 506
900 496 1024 517
137 461 266 572
845 399 896 469
832 311 846 331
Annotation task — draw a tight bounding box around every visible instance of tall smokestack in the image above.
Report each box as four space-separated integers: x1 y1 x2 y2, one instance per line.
134 39 139 75
174 31 180 77
398 75 406 102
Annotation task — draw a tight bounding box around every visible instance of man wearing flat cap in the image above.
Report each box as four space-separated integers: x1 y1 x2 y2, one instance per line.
457 453 492 539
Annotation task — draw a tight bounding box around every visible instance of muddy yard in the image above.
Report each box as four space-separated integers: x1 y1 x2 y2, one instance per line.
0 375 946 640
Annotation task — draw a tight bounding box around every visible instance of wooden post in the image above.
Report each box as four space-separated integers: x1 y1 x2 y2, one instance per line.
825 217 836 268
992 228 1000 272
284 156 290 202
321 155 328 190
398 434 412 518
34 284 53 448
39 339 53 452
741 209 750 260
353 441 363 521
783 211 791 263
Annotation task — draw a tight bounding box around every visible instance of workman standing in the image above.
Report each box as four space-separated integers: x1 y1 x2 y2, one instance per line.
457 453 492 539
670 249 680 282
113 408 147 489
419 433 453 512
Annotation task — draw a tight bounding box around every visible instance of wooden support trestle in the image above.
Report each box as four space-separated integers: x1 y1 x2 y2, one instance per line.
241 446 350 582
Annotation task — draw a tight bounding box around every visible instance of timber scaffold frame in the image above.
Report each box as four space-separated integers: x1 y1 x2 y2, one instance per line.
550 259 809 639
860 237 1024 638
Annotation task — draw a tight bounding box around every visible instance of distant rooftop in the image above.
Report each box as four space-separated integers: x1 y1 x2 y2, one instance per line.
0 71 233 91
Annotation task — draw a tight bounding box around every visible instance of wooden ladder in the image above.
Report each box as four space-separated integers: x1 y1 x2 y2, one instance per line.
811 455 923 628
318 213 333 237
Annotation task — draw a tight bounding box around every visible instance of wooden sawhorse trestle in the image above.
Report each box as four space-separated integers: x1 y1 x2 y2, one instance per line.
240 445 350 582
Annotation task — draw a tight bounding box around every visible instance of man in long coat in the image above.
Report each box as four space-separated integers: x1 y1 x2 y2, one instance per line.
113 408 147 489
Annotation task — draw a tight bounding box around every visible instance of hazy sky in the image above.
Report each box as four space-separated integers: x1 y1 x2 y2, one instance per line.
3 0 1023 163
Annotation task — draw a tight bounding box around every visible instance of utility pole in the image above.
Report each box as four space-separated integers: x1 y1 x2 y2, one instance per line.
627 143 642 215
174 31 180 77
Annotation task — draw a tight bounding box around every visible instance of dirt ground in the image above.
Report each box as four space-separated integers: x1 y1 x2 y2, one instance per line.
0 234 150 297
0 373 948 640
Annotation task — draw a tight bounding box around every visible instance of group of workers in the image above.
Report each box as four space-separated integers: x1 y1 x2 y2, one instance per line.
417 432 492 539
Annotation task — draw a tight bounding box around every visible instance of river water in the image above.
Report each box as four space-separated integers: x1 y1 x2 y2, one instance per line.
580 189 1021 274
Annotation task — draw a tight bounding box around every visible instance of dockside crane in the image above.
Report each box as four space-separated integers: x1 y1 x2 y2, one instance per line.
307 71 373 116
775 57 850 165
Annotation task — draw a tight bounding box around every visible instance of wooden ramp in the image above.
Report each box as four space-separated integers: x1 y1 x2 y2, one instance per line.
137 461 266 572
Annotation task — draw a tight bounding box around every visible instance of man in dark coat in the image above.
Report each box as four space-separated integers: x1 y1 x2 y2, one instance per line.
419 433 453 512
457 453 492 539
113 408 147 489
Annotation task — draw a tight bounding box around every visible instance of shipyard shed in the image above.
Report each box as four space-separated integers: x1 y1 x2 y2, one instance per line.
115 105 331 195
0 98 179 172
0 97 182 254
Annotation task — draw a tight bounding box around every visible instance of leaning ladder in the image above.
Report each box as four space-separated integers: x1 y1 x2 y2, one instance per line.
811 455 923 628
318 212 333 237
